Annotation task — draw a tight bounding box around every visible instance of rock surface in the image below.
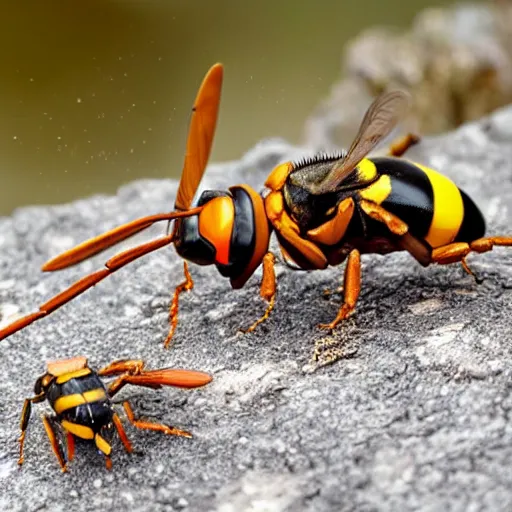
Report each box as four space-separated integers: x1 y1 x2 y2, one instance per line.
305 2 512 151
1 108 512 511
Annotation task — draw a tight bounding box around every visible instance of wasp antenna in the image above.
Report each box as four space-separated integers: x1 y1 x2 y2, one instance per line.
42 206 203 271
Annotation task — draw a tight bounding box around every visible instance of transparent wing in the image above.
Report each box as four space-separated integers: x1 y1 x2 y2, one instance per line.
310 90 411 194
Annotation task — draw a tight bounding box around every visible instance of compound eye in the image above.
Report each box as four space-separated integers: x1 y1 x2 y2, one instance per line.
198 196 235 266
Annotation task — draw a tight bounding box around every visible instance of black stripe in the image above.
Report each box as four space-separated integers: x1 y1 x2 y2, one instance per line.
454 189 486 242
47 373 105 406
372 157 434 239
216 186 256 280
64 401 113 431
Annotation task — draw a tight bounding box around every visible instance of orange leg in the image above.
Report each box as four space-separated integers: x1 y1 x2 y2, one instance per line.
241 252 277 334
98 359 145 378
0 235 175 342
123 401 192 438
359 200 408 236
387 133 421 157
42 415 67 472
99 359 146 397
432 236 512 280
66 432 75 462
319 249 361 331
113 413 133 453
359 199 432 266
164 261 194 348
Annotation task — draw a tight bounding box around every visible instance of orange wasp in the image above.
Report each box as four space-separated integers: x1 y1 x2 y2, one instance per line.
19 356 212 471
2 63 512 347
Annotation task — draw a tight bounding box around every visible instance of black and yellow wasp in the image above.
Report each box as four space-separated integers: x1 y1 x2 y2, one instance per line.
1 64 511 347
19 357 212 471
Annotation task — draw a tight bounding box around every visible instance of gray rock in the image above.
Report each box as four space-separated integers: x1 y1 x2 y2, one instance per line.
1 108 512 512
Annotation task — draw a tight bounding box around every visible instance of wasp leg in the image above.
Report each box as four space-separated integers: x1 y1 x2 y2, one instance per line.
66 432 75 463
123 401 192 438
164 261 194 348
98 359 145 378
432 237 512 280
113 413 133 453
42 415 67 472
241 252 276 334
99 359 146 397
359 199 432 266
319 249 361 330
387 133 421 157
106 367 212 399
359 200 408 236
18 393 46 467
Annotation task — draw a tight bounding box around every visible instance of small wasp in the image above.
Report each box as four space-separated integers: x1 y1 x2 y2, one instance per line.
1 63 512 346
19 356 212 471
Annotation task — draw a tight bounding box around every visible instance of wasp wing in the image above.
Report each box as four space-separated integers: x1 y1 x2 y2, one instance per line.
122 368 213 390
174 63 224 211
309 90 411 195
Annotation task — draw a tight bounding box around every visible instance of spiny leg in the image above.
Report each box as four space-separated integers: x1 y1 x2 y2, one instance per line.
164 261 194 348
241 252 276 334
387 133 420 157
123 401 192 438
319 249 361 331
42 415 67 472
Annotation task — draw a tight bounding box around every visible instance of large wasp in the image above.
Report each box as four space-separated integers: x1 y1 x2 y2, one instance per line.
1 63 512 346
19 356 212 471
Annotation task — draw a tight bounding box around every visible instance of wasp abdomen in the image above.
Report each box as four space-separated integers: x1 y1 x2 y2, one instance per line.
46 372 112 432
366 157 485 248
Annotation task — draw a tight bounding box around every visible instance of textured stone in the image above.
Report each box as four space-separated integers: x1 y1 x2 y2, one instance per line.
1 106 512 511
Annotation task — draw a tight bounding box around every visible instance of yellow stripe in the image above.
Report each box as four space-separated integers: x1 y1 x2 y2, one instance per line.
54 388 107 414
359 174 391 205
416 164 464 247
61 420 94 440
95 434 112 456
356 158 378 182
56 368 91 384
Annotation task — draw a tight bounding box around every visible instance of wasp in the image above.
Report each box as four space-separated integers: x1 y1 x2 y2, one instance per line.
1 63 512 346
18 356 212 471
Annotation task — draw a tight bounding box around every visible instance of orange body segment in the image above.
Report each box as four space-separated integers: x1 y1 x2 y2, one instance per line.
198 196 235 265
264 162 293 191
265 191 328 269
307 198 355 246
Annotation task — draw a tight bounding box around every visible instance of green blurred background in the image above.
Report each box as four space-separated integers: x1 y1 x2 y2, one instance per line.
1 0 453 216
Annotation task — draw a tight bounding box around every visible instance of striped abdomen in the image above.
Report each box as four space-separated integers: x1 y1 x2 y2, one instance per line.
361 157 486 248
46 370 112 435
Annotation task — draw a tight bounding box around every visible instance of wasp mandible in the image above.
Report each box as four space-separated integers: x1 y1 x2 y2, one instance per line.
18 356 212 471
1 63 512 346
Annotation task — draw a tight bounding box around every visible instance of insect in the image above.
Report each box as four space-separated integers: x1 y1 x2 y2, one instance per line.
18 356 212 471
1 63 512 347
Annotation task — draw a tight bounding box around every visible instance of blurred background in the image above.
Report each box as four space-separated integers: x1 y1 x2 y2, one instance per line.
0 0 505 215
